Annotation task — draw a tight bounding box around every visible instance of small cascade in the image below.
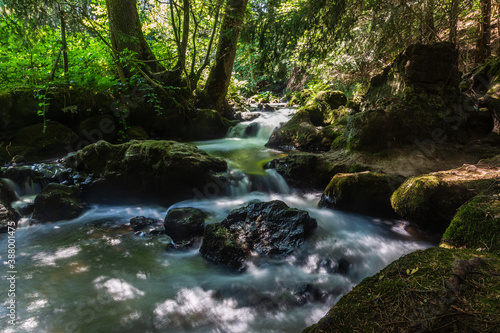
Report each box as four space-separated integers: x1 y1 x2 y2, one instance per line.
1 177 21 200
227 169 252 197
263 169 291 193
21 177 42 197
249 169 291 194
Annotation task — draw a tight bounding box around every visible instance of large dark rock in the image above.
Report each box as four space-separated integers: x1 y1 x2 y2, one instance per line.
200 200 317 270
32 183 84 222
319 172 404 217
64 140 228 204
391 162 500 233
164 207 206 243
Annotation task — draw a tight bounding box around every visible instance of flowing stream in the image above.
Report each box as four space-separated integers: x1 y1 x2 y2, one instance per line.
1 106 433 333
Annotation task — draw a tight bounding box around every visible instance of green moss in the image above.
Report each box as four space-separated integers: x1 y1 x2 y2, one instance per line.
199 223 246 270
391 175 489 233
392 175 442 214
320 172 403 216
443 193 500 255
313 91 347 110
304 247 500 333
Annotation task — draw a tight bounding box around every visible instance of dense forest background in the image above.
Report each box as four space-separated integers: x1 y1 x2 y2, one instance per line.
0 0 498 116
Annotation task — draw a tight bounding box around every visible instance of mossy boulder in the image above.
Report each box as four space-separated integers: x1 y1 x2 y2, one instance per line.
164 207 206 244
391 163 500 233
200 200 317 271
312 91 347 110
1 121 79 162
319 172 404 217
304 247 500 333
64 140 227 204
32 183 84 222
442 186 500 255
266 106 348 151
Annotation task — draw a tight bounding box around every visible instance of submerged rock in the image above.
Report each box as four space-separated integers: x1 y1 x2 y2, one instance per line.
319 172 404 217
32 183 84 222
258 103 275 112
64 140 228 204
243 122 261 137
391 162 500 233
130 216 163 232
164 207 206 244
199 200 317 270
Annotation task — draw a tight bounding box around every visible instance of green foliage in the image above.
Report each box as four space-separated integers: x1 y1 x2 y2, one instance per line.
0 13 117 92
34 86 51 133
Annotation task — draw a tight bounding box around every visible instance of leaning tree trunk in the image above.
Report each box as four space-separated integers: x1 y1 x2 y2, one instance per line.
476 0 492 63
106 0 163 79
199 0 249 114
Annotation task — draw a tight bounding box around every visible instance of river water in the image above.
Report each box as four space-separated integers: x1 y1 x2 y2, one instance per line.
0 107 432 333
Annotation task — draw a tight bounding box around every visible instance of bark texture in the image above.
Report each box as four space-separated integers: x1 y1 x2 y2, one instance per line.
200 0 249 112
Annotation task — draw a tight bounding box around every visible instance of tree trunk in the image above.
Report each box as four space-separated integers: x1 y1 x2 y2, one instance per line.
199 0 249 113
60 11 69 73
422 0 436 43
106 0 163 79
476 0 492 63
449 0 459 43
